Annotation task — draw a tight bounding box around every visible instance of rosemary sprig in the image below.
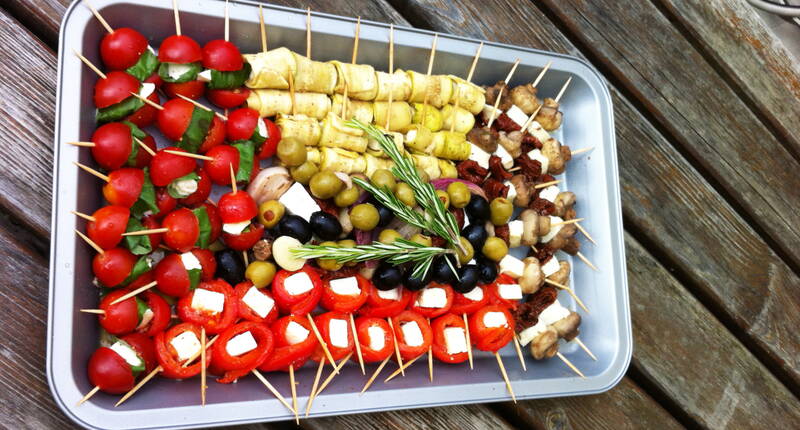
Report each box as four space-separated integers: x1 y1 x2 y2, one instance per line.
351 178 428 231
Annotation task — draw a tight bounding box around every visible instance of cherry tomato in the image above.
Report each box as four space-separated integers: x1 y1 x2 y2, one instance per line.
211 321 273 383
155 322 212 379
144 72 163 89
149 147 196 187
225 108 260 141
320 274 370 314
135 291 171 337
234 281 278 324
177 279 238 334
98 289 140 335
131 135 157 168
102 168 144 208
140 214 163 250
163 80 206 100
205 145 239 185
158 35 202 63
94 71 140 108
194 249 217 280
91 122 133 170
357 285 412 319
157 99 194 142
450 285 489 316
202 202 223 243
127 268 155 290
218 191 257 224
125 90 160 128
222 223 264 251
207 88 250 109
430 313 469 364
311 311 354 362
87 205 130 250
198 115 226 154
100 27 148 70
257 118 281 159
468 305 515 352
258 315 318 372
161 208 199 252
87 347 136 394
407 283 454 319
154 253 192 297
154 187 178 219
93 247 137 287
120 332 157 373
178 168 212 208
390 310 433 361
271 266 323 316
202 39 243 71
354 316 394 363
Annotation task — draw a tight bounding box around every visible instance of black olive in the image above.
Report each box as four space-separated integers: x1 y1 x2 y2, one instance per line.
431 256 458 284
215 249 244 285
454 265 480 293
464 196 490 223
309 211 343 241
367 197 394 227
373 263 403 290
278 214 312 243
476 257 498 284
403 267 431 291
462 223 488 250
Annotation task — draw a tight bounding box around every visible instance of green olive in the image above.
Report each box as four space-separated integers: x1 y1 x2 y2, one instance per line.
317 241 343 271
337 239 358 266
276 137 307 167
409 233 432 247
371 169 397 192
395 183 416 207
435 190 450 209
350 203 380 231
309 170 344 199
245 261 277 288
455 236 474 264
290 161 319 185
334 185 360 207
482 237 508 262
447 182 471 209
489 197 514 225
257 200 285 228
378 229 403 244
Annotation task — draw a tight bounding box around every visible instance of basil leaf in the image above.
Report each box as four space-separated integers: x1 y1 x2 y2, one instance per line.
187 268 202 290
122 121 147 167
121 255 152 287
232 140 255 183
125 48 160 82
167 172 201 199
116 339 146 376
207 62 252 90
158 61 202 83
178 107 214 153
135 297 149 325
96 95 145 123
124 121 147 140
131 168 158 218
192 206 212 249
123 218 153 255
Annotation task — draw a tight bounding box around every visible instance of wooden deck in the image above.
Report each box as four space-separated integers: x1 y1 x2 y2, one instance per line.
2 0 799 428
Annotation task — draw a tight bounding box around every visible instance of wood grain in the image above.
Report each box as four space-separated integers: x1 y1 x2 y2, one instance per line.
303 404 513 430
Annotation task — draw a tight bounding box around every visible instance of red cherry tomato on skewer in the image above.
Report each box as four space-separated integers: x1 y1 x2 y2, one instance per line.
234 281 278 324
159 35 202 64
134 291 171 337
222 223 264 251
354 316 395 363
207 88 250 109
176 279 238 335
154 322 213 379
149 147 196 187
94 71 140 109
100 28 149 70
120 332 157 373
198 115 226 154
154 187 178 219
97 289 140 335
87 347 137 394
390 310 433 361
258 315 318 372
177 168 212 208
86 205 129 250
93 247 137 287
205 145 239 185
157 99 194 142
320 274 370 314
431 313 470 364
271 266 323 316
161 208 200 252
102 168 144 208
226 108 280 159
163 80 206 100
202 39 244 71
125 90 160 128
91 122 151 170
218 191 257 224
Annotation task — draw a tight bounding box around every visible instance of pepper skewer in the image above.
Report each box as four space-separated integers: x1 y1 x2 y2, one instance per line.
289 365 299 424
513 336 527 371
463 313 473 369
495 352 516 403
251 370 296 415
200 327 207 406
350 313 365 375
386 318 404 376
305 314 338 371
427 317 434 382
486 59 521 128
310 352 353 399
384 354 422 382
361 355 391 394
304 359 325 417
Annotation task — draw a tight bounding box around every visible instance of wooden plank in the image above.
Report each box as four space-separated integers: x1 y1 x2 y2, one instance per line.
303 404 514 430
654 0 800 158
624 233 800 428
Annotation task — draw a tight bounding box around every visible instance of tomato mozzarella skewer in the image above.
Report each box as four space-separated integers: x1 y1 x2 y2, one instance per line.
200 1 252 109
154 249 216 297
217 186 263 251
156 98 225 154
68 122 156 170
226 108 280 159
158 33 205 100
80 332 156 404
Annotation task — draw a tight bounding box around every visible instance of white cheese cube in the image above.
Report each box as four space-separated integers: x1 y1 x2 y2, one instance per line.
401 321 424 347
539 185 559 203
469 144 492 169
526 148 550 174
539 300 571 325
222 220 250 235
197 69 213 82
505 104 529 128
139 82 156 99
498 283 523 300
541 255 561 277
498 255 525 278
462 286 484 302
285 321 310 345
505 180 517 203
376 287 400 301
284 272 313 296
257 118 268 138
110 341 143 368
191 288 225 314
329 276 361 296
443 327 468 355
180 252 202 271
483 311 508 328
539 216 564 243
494 144 514 169
518 321 548 347
135 308 154 331
170 177 199 198
368 326 386 351
508 220 524 248
328 318 350 348
170 331 201 361
416 287 447 308
527 120 551 143
482 104 501 122
279 182 321 223
242 286 275 318
166 63 194 80
225 331 258 357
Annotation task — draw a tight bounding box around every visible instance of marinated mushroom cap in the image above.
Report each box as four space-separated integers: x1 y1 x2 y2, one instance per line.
530 327 559 360
509 175 532 208
548 260 571 287
519 256 544 294
552 312 581 341
519 209 540 246
553 191 576 218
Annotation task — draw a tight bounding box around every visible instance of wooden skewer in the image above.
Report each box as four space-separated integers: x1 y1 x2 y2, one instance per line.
229 163 237 194
133 137 156 156
462 313 473 370
384 354 422 382
545 279 589 313
532 60 553 88
201 326 207 406
550 218 585 228
73 49 106 79
495 352 516 403
311 352 353 400
289 364 299 424
109 281 158 306
71 210 95 222
350 313 365 375
340 16 361 120
74 161 109 182
172 0 181 36
450 42 483 133
574 337 597 361
427 340 434 382
557 352 585 378
304 359 325 417
163 149 213 161
555 77 572 102
121 228 168 236
534 179 561 189
571 146 594 156
305 314 338 371
521 68 566 131
251 369 296 415
360 355 391 394
387 318 404 376
83 0 113 34
385 24 395 130
176 94 228 120
305 7 312 59
575 251 598 271
513 335 527 371
420 33 439 125
486 59 521 128
129 91 164 110
258 5 267 53
75 230 105 254
80 308 105 315
67 141 95 147
77 385 101 406
242 251 249 267
224 0 230 42
575 223 596 245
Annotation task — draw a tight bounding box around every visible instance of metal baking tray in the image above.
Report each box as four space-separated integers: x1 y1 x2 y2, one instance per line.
48 1 630 428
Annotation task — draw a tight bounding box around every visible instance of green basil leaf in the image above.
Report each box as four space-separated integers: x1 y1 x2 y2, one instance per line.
125 48 160 82
131 168 158 218
207 62 252 90
123 218 153 255
158 61 202 83
187 268 202 290
192 206 212 249
121 255 152 287
167 172 201 199
116 338 146 376
122 121 146 167
96 95 145 124
232 140 255 183
178 107 214 153
135 297 149 325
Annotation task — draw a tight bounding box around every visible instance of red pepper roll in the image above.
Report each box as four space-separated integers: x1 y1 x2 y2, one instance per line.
390 310 433 361
155 322 213 379
358 284 412 319
354 316 394 363
258 315 318 372
311 311 354 362
211 321 274 383
320 274 370 313
271 266 323 316
407 283 454 319
431 313 470 364
468 305 515 352
176 279 238 334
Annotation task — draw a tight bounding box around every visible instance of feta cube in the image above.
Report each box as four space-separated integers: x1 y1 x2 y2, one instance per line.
541 255 561 277
180 251 202 271
508 220 524 247
191 288 225 314
329 276 361 296
197 69 213 82
518 321 547 347
328 318 349 348
110 341 143 368
469 144 492 169
482 104 501 122
505 180 517 203
539 185 559 203
483 311 508 328
170 177 199 198
225 331 258 357
223 220 250 235
498 283 523 300
498 255 525 278
139 82 156 99
539 216 564 243
401 321 424 347
527 120 552 143
135 308 154 331
170 331 201 361
368 326 386 351
462 286 484 302
242 286 275 318
539 300 570 325
376 287 400 301
416 287 447 308
526 148 550 174
505 104 529 128
284 272 313 296
443 327 468 355
285 321 310 345
279 182 321 222
494 144 514 169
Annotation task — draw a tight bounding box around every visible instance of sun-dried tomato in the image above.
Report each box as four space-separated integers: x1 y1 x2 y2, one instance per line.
521 133 541 152
318 263 363 281
450 208 465 230
515 155 542 181
431 236 447 248
467 127 498 153
493 224 509 246
539 173 556 184
493 113 521 133
532 246 554 262
513 286 558 332
313 197 339 217
456 160 488 185
530 198 555 216
488 156 512 181
483 179 508 201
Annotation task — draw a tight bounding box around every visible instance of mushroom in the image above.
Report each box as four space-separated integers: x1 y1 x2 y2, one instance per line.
509 175 532 207
553 191 576 218
510 83 542 115
530 327 560 360
467 126 499 153
520 209 551 246
562 236 581 255
541 138 566 175
534 98 563 131
359 265 376 280
548 260 571 287
545 223 577 251
552 312 581 341
247 166 293 205
519 256 544 294
252 239 272 261
498 131 524 158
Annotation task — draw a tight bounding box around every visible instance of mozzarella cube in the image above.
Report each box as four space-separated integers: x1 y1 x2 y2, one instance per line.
494 143 515 169
242 286 275 318
508 220 524 247
180 252 202 271
223 220 250 235
226 331 258 357
376 287 400 301
284 272 313 296
285 321 310 345
139 82 156 99
401 321 424 347
539 185 559 203
541 255 561 277
483 311 508 328
527 120 551 143
505 104 529 128
279 182 321 223
443 327 468 355
368 326 386 351
469 144 492 169
482 104 501 122
498 283 523 300
191 288 225 314
462 286 484 302
257 118 268 139
171 177 199 198
329 276 361 296
518 321 547 347
539 299 571 325
135 308 154 331
166 63 194 80
498 255 525 278
416 287 447 308
170 331 201 361
526 148 550 174
505 180 517 203
539 216 564 243
110 341 143 368
328 318 350 348
197 69 213 82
